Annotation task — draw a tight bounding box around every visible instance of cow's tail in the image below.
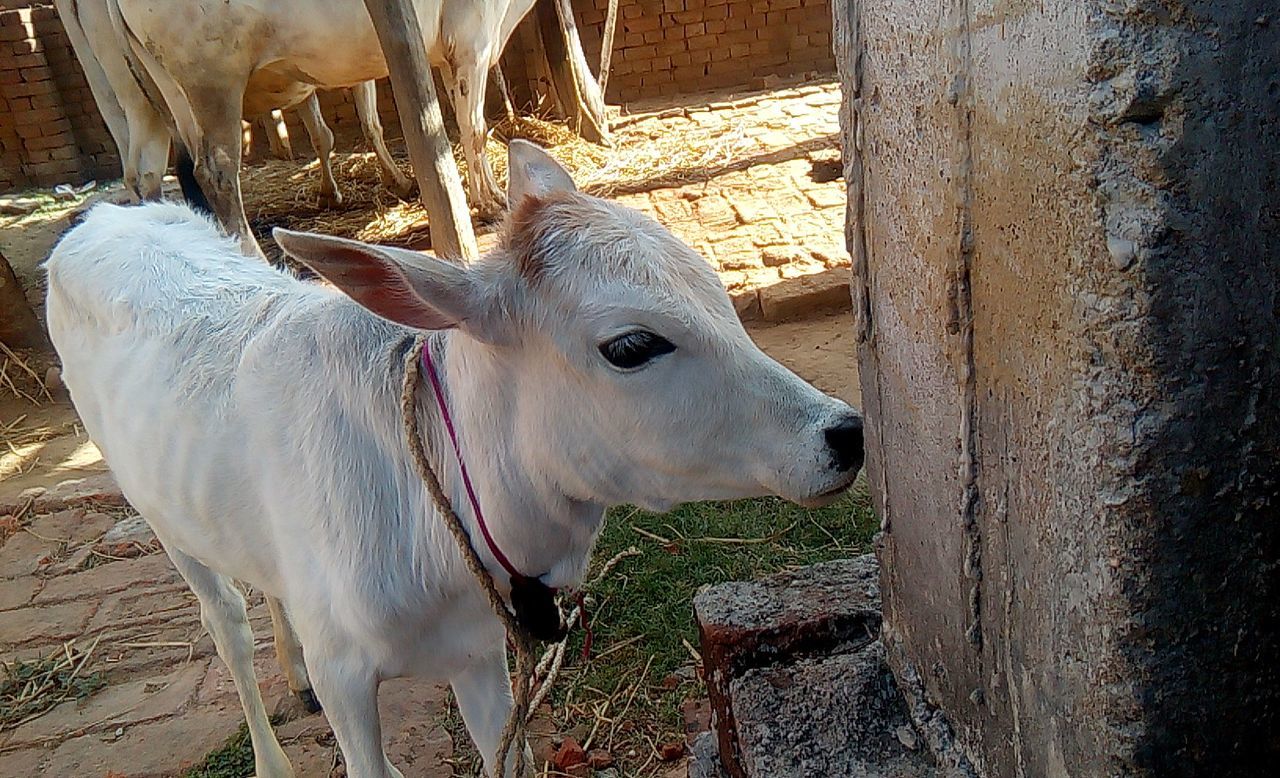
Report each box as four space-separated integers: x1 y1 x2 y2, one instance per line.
173 143 212 216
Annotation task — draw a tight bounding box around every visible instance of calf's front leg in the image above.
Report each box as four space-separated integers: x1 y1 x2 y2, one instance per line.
307 647 403 778
451 643 535 778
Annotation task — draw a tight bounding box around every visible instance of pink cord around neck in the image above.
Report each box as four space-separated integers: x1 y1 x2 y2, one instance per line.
420 343 526 584
421 342 592 657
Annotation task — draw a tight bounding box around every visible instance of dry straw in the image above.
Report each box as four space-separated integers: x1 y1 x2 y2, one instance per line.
242 110 757 251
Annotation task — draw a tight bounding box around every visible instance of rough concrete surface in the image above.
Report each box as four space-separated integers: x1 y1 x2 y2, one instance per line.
731 641 937 778
694 555 935 778
837 0 1279 775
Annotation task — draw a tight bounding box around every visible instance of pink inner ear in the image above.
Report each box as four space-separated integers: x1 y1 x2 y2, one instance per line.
304 245 453 330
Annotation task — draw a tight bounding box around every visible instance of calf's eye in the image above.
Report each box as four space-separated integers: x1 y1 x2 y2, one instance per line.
599 330 676 370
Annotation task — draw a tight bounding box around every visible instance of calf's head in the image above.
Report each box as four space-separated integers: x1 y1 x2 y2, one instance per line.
275 141 862 513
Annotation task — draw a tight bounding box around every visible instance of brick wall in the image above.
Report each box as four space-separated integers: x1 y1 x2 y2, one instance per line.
0 2 117 191
506 0 835 105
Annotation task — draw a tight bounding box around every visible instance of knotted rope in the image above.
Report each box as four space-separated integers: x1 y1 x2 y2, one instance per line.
400 336 533 776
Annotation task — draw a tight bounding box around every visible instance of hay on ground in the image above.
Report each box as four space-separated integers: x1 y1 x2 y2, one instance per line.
242 107 766 252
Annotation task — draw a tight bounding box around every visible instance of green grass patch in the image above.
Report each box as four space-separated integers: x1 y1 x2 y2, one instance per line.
540 483 877 774
0 642 107 732
183 716 288 778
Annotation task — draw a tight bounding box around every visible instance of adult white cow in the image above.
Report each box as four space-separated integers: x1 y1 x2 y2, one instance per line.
46 142 864 777
56 0 413 207
107 0 541 256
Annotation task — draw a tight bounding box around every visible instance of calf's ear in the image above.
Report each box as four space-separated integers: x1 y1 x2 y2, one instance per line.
274 228 474 331
507 139 576 207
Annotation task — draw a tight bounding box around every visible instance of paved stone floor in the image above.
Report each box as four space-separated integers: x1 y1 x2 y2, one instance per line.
0 475 457 777
477 80 851 322
609 81 849 321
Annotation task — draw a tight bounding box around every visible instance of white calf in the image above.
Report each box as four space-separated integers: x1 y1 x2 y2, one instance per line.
45 141 863 777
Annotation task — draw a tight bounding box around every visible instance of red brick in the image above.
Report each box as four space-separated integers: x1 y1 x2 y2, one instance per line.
28 92 59 109
15 123 42 139
721 28 755 45
686 33 717 50
654 38 687 56
6 51 44 67
643 28 663 43
623 16 661 33
24 132 71 150
663 0 685 11
622 43 657 60
21 106 63 123
0 68 18 84
42 117 73 134
49 145 77 160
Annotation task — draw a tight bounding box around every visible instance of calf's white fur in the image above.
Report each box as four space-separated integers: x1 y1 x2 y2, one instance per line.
45 141 863 777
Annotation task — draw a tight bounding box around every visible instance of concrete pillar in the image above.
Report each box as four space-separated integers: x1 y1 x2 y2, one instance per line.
835 1 1279 775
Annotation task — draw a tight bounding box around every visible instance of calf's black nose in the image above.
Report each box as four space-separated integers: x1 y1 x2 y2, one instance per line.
824 415 865 473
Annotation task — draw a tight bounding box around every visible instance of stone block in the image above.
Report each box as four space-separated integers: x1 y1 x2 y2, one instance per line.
758 268 851 321
731 642 937 778
0 473 126 515
694 555 882 777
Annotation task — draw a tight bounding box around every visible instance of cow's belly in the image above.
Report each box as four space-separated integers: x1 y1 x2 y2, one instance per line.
254 0 442 88
242 72 315 116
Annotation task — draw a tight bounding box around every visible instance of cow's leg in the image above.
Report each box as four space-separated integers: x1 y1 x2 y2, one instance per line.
126 104 170 202
441 59 504 219
353 81 414 199
167 547 293 777
295 94 341 206
306 646 401 778
260 110 294 160
187 91 263 258
451 643 534 777
265 596 320 713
